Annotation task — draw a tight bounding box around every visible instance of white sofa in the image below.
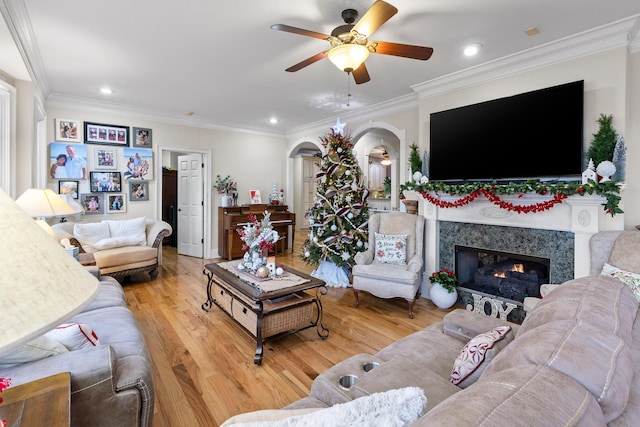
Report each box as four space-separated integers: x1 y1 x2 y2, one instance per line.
52 217 172 280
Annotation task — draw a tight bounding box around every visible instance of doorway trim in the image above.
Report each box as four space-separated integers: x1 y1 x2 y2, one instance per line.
157 145 212 259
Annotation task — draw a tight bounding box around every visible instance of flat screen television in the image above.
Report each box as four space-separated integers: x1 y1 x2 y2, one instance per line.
429 80 584 182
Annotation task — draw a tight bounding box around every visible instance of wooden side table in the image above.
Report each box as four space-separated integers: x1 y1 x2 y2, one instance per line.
78 252 96 266
0 372 70 426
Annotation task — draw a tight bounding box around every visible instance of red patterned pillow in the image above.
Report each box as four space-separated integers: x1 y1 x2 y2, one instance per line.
450 325 513 388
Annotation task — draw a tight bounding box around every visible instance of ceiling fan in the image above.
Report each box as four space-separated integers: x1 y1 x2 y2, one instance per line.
271 0 433 84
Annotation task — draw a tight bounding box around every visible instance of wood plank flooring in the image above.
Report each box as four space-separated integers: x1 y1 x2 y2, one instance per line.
122 235 452 426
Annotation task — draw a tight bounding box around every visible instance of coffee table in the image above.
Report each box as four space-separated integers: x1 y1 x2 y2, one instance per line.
202 260 329 364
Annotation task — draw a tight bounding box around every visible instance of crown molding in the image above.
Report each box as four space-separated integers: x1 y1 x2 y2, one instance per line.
45 93 286 137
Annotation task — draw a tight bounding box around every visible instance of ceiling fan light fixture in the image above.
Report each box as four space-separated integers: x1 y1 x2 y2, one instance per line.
328 44 369 73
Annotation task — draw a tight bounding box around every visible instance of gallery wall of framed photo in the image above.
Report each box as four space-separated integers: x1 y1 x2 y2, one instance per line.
49 119 154 214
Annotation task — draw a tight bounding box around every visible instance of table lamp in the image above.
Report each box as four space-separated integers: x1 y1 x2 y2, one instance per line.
15 188 78 237
58 193 84 222
0 189 99 357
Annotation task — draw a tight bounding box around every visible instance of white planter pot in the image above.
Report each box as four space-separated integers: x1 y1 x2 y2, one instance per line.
429 282 458 309
220 194 230 207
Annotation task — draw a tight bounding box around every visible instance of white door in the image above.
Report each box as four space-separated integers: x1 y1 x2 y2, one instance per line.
302 156 319 217
177 154 203 257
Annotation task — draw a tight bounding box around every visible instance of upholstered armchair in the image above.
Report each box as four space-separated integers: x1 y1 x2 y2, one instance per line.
351 212 425 318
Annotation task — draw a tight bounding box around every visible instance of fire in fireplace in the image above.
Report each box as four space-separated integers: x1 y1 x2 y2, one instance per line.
455 246 550 303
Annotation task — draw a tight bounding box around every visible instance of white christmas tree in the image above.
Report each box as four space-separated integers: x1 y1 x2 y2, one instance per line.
612 136 626 182
268 181 280 205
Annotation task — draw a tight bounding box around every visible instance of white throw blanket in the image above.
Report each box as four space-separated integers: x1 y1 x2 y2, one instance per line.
222 386 427 427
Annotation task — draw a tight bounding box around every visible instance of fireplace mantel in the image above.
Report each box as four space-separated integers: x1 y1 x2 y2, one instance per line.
418 192 624 294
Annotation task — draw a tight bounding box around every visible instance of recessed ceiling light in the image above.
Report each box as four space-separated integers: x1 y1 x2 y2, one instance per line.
100 87 112 95
525 26 540 36
463 44 482 56
269 117 278 124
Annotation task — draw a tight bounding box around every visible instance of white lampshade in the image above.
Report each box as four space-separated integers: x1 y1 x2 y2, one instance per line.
0 189 99 356
327 44 370 72
16 188 78 218
59 193 84 214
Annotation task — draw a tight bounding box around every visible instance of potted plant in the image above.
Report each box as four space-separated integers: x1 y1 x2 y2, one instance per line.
429 269 458 309
215 174 237 207
383 176 391 197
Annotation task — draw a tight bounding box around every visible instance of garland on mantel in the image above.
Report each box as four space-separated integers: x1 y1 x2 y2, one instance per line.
399 180 623 217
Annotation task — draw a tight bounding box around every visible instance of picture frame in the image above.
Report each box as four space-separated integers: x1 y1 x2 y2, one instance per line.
90 171 122 192
58 180 79 199
132 127 152 148
106 193 126 213
129 180 149 201
123 148 153 180
84 121 129 146
55 118 81 142
49 142 88 180
80 193 103 214
93 146 118 170
250 190 262 204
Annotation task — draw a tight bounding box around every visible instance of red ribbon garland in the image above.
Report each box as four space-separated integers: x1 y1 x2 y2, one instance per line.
420 189 569 214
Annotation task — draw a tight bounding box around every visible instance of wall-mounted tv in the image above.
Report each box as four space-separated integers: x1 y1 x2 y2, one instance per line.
429 80 584 182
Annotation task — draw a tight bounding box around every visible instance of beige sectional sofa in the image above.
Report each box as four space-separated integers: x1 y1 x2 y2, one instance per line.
52 217 172 280
223 230 640 426
0 275 155 427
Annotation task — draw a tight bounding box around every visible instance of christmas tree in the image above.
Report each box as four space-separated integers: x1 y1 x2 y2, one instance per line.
268 181 280 205
300 120 369 285
612 136 626 182
586 114 618 167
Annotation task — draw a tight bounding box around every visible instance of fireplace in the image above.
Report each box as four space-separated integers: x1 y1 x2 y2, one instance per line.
420 192 623 323
455 246 550 303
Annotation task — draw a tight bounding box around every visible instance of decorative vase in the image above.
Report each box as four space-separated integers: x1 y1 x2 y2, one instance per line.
429 282 458 309
220 194 230 207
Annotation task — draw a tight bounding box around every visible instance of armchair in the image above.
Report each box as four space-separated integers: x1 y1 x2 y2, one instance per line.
351 212 425 318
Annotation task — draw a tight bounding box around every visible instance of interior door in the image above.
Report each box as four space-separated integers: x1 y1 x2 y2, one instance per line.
302 156 319 222
177 154 203 257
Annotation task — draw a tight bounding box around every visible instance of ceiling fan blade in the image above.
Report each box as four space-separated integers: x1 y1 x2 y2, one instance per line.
352 0 398 37
270 24 330 40
285 51 329 72
370 41 434 60
352 63 371 84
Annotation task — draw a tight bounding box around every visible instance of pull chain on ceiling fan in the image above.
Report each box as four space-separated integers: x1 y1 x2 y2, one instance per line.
271 0 434 84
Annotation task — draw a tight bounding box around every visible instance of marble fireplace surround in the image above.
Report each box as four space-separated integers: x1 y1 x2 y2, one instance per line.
420 192 624 298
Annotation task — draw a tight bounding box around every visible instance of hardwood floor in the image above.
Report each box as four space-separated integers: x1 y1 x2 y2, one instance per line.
122 235 451 426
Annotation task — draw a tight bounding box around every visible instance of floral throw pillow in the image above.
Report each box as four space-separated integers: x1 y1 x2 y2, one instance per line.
450 325 513 388
601 262 640 301
374 233 408 265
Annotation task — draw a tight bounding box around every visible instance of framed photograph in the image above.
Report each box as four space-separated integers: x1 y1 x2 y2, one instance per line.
80 193 103 214
84 121 129 146
55 118 81 142
132 127 152 148
49 142 88 180
250 190 262 204
129 180 149 201
90 171 122 192
94 146 118 170
123 148 153 180
106 193 126 213
58 180 79 199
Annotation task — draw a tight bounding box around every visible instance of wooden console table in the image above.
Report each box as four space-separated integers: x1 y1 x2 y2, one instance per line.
202 261 329 364
0 372 70 426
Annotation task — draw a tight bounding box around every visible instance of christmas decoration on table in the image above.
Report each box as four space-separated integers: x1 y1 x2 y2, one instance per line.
236 211 280 277
400 179 623 216
300 119 369 287
596 161 616 182
268 181 284 205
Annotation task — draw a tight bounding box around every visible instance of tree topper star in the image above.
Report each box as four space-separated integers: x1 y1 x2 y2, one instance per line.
332 118 346 136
